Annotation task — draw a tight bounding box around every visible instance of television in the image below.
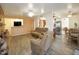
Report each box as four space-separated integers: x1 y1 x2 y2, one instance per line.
14 21 22 26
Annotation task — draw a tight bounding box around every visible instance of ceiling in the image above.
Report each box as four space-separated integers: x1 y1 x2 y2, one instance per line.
0 3 79 17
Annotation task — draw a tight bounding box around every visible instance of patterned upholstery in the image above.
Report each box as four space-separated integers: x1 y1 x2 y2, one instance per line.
31 28 53 54
0 38 8 55
0 30 8 55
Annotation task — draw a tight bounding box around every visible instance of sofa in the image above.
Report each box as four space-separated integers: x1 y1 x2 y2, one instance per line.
0 29 9 55
30 28 53 54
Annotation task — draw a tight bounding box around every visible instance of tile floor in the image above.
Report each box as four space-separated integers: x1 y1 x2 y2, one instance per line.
46 35 79 55
8 34 79 55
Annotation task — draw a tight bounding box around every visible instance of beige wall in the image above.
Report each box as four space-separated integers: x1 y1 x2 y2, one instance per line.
4 18 12 35
4 17 34 36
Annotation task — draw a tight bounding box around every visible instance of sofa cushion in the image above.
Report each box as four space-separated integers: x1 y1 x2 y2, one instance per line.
31 32 43 39
35 28 48 33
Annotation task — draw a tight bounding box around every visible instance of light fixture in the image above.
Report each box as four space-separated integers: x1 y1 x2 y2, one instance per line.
28 12 34 17
28 3 33 9
67 3 72 9
67 4 73 18
25 3 45 17
67 14 72 17
41 8 44 14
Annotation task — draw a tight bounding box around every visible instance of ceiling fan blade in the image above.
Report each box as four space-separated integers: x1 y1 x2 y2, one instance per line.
71 12 79 15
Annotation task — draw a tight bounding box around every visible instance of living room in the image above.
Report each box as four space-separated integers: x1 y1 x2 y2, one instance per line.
0 3 79 55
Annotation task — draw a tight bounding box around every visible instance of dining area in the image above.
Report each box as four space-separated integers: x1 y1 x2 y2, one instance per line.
64 28 79 50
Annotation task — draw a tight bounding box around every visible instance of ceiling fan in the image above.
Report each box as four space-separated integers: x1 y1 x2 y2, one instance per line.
23 8 46 17
23 3 46 17
67 9 79 17
62 4 79 17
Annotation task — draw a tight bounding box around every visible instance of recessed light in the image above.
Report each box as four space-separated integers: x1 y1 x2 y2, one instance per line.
41 8 44 14
67 3 72 9
28 3 33 9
